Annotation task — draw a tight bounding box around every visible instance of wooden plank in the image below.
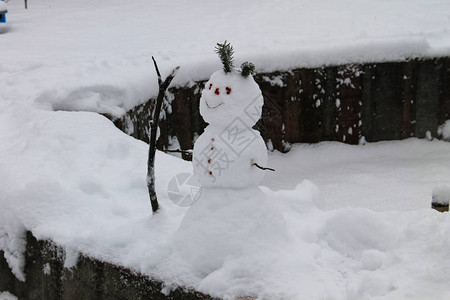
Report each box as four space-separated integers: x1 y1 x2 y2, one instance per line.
370 63 403 141
438 58 450 125
415 59 443 138
336 65 362 144
281 71 301 144
171 87 194 160
360 64 375 142
322 67 338 141
256 72 285 151
400 60 417 139
298 69 324 143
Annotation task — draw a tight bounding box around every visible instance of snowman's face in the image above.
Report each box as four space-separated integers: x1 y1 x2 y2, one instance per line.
200 70 263 127
203 82 231 110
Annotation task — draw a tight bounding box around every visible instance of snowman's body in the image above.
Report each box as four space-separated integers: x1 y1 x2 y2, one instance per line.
193 70 268 188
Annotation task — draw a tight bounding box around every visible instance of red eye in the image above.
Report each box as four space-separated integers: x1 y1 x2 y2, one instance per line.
214 88 220 95
226 87 232 95
209 83 213 90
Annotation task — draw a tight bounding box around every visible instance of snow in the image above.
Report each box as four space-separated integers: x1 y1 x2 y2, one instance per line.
0 292 18 300
0 214 26 281
432 186 450 206
261 140 450 211
2 0 450 299
2 97 450 299
438 120 450 141
1 0 450 117
43 263 51 275
262 75 285 88
0 2 7 14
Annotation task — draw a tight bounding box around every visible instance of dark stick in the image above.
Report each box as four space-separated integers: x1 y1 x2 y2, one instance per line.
252 163 275 172
148 57 179 213
164 149 192 154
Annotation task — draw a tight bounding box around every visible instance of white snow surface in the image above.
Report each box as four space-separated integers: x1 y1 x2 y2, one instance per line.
438 120 450 141
2 96 450 299
0 292 18 300
2 1 450 299
432 186 450 205
0 2 7 14
1 0 450 117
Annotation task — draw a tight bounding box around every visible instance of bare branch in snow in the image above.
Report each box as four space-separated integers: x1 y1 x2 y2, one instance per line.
148 57 180 213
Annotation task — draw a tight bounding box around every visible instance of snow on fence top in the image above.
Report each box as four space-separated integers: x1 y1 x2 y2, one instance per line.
1 0 450 116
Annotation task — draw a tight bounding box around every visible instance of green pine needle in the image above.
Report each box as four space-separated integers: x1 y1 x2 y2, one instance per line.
215 41 234 73
240 61 256 77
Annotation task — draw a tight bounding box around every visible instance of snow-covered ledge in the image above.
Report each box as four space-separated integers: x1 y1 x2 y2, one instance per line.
0 232 211 300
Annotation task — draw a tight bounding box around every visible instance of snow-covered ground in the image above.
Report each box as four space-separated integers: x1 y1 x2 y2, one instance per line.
2 0 450 299
1 100 450 299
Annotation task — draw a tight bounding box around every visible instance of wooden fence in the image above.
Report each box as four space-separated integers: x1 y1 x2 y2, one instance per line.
114 58 450 158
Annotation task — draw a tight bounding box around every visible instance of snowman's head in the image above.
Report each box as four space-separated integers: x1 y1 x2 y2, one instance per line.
199 70 263 128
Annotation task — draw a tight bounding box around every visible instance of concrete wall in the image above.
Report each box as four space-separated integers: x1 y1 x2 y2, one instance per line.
0 232 212 300
114 58 450 156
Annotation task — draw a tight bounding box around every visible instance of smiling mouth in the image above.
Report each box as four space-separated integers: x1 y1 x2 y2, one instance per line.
205 100 224 109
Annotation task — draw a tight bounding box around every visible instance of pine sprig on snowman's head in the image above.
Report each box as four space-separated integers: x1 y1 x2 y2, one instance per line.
215 41 256 77
240 62 255 77
215 41 234 73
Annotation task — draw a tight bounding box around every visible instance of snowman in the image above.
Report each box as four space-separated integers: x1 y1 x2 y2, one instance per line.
172 44 282 274
193 42 269 188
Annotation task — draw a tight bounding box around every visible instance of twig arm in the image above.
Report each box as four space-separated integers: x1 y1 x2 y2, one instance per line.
164 149 192 154
252 162 275 172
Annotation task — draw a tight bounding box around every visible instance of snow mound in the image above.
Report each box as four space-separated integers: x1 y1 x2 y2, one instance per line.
2 98 450 299
154 180 450 300
438 120 450 141
0 99 189 277
0 292 18 300
170 186 297 277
